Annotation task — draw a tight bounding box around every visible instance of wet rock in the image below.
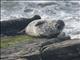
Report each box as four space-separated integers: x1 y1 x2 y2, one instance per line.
40 39 80 60
18 39 80 60
39 32 71 47
1 39 80 60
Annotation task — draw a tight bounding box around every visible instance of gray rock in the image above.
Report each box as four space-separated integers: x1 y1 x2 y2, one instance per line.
39 32 71 48
1 39 79 60
25 20 65 38
18 39 80 60
40 39 80 60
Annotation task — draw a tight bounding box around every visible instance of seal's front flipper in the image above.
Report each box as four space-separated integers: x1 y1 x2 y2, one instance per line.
35 21 45 26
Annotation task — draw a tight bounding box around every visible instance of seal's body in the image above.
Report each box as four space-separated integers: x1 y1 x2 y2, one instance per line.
25 19 65 38
0 15 41 36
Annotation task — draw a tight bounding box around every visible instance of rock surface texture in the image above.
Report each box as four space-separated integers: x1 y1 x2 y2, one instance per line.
20 39 80 60
1 38 80 60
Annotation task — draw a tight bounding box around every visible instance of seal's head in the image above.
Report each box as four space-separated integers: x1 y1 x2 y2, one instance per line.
32 15 41 20
55 20 65 31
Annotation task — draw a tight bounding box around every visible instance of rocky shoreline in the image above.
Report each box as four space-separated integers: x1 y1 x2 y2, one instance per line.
1 37 80 60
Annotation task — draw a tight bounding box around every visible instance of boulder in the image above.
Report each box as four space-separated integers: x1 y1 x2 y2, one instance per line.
20 39 80 60
40 39 80 60
39 32 71 47
1 39 80 60
25 20 65 38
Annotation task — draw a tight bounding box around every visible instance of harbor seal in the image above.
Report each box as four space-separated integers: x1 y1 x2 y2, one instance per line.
0 15 41 36
25 19 65 38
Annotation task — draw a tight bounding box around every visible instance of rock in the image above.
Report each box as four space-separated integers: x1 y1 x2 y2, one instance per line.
40 39 80 60
1 39 80 60
17 39 80 60
25 20 65 38
39 32 71 48
20 51 41 60
0 15 41 36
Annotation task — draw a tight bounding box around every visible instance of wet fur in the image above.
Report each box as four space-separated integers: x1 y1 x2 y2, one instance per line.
0 15 41 36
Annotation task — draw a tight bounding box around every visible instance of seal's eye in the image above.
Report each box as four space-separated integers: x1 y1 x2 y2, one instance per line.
35 21 45 26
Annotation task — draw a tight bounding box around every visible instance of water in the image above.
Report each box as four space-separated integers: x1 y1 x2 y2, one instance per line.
1 1 80 39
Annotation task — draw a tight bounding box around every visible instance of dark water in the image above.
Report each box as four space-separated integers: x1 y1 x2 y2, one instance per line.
1 1 80 39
